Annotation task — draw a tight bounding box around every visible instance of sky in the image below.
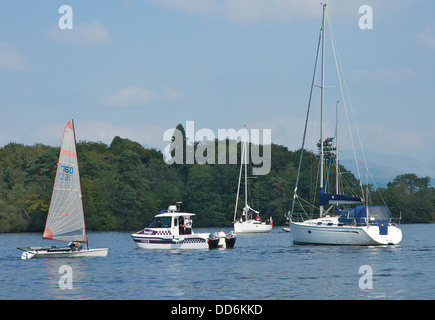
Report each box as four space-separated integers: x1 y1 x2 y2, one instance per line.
0 0 434 178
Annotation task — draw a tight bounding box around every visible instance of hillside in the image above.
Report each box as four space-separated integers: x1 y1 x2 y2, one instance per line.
0 129 434 233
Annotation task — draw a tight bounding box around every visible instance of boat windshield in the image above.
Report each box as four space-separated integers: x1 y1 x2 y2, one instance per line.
339 205 392 225
147 217 171 228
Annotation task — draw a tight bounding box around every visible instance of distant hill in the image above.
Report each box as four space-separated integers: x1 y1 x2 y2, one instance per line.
340 150 434 188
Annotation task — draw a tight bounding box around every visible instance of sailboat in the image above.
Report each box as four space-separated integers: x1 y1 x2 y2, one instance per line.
289 4 402 245
233 127 272 233
19 120 108 259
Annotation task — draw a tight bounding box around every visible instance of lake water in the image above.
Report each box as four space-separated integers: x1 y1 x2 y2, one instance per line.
1 224 434 300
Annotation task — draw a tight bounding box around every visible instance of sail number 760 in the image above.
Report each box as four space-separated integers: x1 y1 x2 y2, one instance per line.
59 165 74 181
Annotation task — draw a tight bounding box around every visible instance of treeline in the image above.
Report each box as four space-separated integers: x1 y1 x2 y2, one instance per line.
0 127 434 233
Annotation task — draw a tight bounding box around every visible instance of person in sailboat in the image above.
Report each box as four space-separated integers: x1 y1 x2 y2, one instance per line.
69 241 82 252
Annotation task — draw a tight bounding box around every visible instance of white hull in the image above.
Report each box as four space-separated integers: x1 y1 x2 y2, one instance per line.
21 248 108 260
131 231 235 250
234 220 272 234
290 218 402 245
132 233 209 249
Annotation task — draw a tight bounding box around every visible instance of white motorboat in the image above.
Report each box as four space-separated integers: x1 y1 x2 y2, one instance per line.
131 205 236 249
233 127 272 234
19 120 108 259
288 4 402 246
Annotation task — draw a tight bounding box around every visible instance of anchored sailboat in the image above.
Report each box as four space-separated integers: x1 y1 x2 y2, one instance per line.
289 4 402 245
233 127 272 233
19 120 108 259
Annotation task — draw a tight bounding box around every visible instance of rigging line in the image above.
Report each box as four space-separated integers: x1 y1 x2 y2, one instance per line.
290 14 324 217
233 132 245 222
326 10 364 196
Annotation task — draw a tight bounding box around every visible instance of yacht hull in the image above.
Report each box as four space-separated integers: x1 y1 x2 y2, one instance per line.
234 220 272 234
290 221 402 245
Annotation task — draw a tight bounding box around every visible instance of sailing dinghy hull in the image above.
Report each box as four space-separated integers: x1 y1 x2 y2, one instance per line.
20 247 108 260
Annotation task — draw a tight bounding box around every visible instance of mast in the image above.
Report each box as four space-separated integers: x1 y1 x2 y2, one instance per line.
71 119 89 250
319 3 326 217
44 120 87 245
234 131 245 222
289 3 324 220
244 126 248 212
335 100 339 195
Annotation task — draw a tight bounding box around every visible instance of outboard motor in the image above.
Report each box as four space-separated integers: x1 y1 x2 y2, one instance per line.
208 232 220 249
225 231 236 248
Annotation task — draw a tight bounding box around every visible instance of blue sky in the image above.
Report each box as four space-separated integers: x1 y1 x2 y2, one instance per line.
1 0 434 178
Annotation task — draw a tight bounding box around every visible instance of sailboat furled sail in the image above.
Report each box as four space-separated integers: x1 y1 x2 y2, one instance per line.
319 188 362 206
43 120 86 242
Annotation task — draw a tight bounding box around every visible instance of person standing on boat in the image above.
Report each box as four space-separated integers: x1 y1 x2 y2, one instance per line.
178 216 185 235
185 216 192 234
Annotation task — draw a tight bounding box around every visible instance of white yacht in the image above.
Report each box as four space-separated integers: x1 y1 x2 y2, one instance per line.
233 127 272 234
288 4 402 246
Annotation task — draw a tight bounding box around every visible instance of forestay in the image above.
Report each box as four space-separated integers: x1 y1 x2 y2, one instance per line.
43 120 86 242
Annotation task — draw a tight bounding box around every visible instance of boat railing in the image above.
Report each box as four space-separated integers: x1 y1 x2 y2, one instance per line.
290 210 320 223
391 217 402 225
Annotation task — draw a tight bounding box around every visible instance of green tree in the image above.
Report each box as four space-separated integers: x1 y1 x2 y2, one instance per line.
184 164 228 227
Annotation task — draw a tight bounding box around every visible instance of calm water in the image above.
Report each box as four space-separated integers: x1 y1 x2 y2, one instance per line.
1 224 434 300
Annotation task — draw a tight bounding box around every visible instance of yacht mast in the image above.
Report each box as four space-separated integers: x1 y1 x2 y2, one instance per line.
320 3 326 217
336 100 339 196
244 126 248 212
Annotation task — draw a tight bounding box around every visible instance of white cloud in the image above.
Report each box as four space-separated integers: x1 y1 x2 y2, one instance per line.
165 86 183 101
47 21 112 46
35 121 168 150
358 124 424 156
102 86 156 107
150 0 367 21
152 0 220 15
416 26 435 48
350 67 417 84
223 0 321 22
0 43 32 71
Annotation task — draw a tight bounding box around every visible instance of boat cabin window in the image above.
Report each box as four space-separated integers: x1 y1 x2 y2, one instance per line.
147 217 171 228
